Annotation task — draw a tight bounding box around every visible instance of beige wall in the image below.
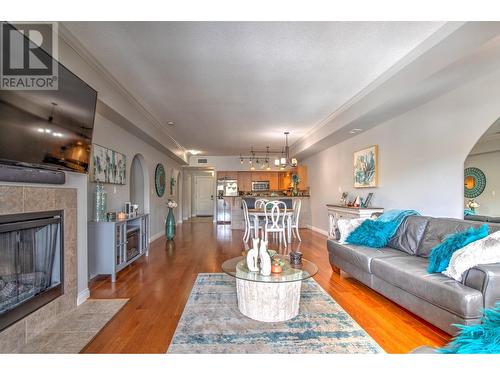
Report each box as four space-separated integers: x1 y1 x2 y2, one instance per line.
304 67 500 233
88 113 183 239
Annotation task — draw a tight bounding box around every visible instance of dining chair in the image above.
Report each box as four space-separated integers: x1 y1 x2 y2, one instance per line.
254 198 269 209
242 199 260 243
290 199 302 242
263 200 287 247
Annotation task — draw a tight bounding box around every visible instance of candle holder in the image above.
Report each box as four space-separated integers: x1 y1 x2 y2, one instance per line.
289 251 303 266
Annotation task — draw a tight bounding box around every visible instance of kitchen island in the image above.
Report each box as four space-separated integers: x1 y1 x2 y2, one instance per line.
226 196 311 230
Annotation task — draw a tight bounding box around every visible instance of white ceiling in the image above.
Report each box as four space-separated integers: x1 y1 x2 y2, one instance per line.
62 21 445 155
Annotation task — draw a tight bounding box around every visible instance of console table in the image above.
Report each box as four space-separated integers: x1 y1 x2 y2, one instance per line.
326 204 384 240
88 213 150 282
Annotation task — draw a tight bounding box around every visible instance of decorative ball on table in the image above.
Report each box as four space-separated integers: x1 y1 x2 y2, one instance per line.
271 256 285 274
166 199 178 240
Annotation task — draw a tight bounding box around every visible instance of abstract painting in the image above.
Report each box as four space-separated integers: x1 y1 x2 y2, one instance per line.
354 145 378 188
90 144 126 184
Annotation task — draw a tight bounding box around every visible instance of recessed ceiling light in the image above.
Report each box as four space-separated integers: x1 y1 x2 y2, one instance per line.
349 128 363 134
187 149 201 155
167 121 175 126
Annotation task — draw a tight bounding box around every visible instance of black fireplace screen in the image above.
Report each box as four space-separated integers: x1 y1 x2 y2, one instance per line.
0 211 63 331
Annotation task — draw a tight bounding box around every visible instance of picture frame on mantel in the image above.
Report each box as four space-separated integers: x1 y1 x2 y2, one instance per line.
90 144 126 185
353 145 378 188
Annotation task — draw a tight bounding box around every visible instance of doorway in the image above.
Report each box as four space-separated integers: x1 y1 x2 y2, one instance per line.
195 175 214 216
130 154 149 214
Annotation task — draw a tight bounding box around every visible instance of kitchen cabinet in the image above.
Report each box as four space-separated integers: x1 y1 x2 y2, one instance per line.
251 171 268 181
295 165 308 189
218 171 238 180
279 171 292 190
237 171 252 192
230 168 308 192
269 173 279 190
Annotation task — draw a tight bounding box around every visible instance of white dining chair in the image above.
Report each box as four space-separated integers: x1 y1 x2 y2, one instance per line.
290 199 302 242
242 199 260 243
263 200 287 247
254 198 268 209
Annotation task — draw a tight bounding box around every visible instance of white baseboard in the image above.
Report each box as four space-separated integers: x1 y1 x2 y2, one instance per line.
77 288 90 306
150 231 164 242
307 225 329 237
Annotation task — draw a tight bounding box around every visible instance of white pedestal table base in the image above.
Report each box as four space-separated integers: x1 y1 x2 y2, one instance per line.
236 279 301 322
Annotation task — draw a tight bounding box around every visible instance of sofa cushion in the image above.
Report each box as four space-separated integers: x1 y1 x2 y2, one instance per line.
388 215 429 255
371 256 483 319
327 240 405 273
416 218 500 258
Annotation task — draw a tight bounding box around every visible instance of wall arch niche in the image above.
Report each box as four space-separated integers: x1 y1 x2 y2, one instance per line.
170 168 181 219
464 117 500 221
130 153 150 214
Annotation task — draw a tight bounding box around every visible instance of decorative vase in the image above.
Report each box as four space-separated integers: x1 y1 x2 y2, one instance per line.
259 240 271 276
166 207 176 240
246 238 260 272
291 183 298 196
94 183 107 221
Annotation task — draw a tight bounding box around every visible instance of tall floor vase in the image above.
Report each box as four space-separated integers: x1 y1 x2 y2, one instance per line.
166 207 176 240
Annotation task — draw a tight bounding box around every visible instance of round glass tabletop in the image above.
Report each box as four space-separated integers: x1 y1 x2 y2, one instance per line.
221 255 318 283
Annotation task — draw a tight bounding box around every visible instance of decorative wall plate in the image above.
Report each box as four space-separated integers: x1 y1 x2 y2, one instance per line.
464 167 486 198
155 163 166 197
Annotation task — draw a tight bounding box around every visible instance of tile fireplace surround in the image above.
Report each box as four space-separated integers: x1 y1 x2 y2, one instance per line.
0 185 77 353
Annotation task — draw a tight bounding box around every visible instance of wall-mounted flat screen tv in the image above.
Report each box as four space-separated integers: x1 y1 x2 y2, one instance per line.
0 28 97 174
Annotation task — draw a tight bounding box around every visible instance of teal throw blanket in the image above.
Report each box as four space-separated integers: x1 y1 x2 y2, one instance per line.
346 209 420 248
439 302 500 354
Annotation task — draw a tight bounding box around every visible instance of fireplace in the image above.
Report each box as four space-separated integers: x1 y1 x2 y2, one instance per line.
0 210 64 332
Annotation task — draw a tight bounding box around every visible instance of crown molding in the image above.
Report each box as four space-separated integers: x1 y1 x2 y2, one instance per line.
57 23 186 156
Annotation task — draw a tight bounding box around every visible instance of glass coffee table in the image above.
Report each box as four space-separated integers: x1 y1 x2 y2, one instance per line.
221 255 318 322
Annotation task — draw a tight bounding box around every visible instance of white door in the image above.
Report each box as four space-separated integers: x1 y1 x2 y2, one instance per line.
195 176 214 216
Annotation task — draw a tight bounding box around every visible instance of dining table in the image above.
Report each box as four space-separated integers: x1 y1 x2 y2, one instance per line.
247 208 294 243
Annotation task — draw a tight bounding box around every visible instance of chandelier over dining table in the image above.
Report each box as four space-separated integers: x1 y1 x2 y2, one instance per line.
239 132 298 170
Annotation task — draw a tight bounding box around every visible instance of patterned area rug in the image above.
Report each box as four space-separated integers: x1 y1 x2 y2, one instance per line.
168 273 383 353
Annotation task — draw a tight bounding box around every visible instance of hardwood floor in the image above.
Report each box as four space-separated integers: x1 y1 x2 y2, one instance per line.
82 220 451 354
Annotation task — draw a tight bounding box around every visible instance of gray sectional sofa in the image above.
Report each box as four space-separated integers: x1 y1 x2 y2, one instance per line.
327 216 500 334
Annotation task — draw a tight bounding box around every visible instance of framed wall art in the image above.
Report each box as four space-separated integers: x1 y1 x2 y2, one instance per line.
354 145 378 188
90 144 126 184
155 163 166 197
464 167 486 198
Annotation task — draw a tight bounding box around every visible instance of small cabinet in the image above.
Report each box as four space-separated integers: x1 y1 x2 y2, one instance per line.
115 222 126 266
89 213 150 283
